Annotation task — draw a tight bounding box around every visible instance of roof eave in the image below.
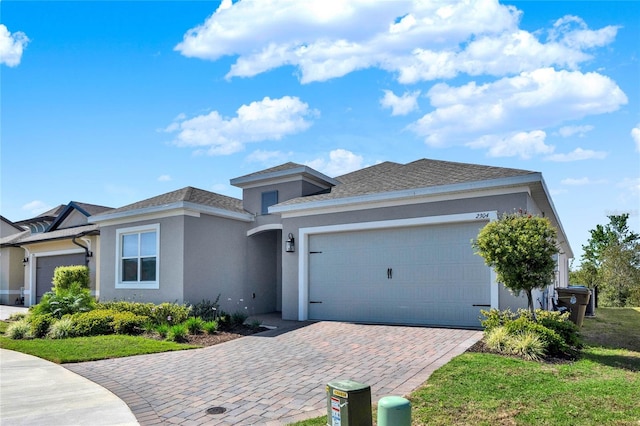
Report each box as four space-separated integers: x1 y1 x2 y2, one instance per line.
271 173 544 213
230 166 339 188
90 201 254 224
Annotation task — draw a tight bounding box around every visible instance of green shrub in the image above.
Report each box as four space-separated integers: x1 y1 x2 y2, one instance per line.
112 312 148 335
508 331 545 361
185 317 204 334
96 301 190 326
187 296 221 321
97 300 151 316
480 308 517 331
71 309 147 336
230 310 248 327
6 319 32 339
53 265 90 291
203 320 219 334
48 317 75 339
29 313 55 338
72 310 115 336
481 308 580 360
156 324 169 338
141 319 156 334
167 324 188 342
485 326 511 353
504 316 567 357
31 283 95 319
536 310 582 348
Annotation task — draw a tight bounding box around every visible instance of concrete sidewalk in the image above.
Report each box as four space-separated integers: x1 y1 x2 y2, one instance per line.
0 349 139 426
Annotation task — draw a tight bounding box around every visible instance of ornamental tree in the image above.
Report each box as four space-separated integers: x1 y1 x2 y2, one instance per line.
473 211 559 318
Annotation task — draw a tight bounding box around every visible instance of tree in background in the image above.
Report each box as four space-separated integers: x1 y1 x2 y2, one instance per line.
473 211 559 318
575 214 640 307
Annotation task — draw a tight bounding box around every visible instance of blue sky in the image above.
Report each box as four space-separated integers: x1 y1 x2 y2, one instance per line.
1 0 638 265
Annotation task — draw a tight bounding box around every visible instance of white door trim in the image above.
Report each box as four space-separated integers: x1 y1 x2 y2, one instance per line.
297 211 498 321
29 249 85 306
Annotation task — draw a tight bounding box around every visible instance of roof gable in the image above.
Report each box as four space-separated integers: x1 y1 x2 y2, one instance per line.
89 187 252 224
48 201 113 232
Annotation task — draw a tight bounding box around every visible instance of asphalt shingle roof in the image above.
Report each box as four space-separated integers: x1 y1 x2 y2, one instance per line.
103 186 246 216
277 158 535 206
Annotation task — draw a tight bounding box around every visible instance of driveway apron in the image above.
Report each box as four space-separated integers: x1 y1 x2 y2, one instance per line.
65 322 481 425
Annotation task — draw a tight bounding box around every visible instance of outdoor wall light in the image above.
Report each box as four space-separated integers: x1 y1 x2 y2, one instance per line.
285 233 295 253
22 257 29 265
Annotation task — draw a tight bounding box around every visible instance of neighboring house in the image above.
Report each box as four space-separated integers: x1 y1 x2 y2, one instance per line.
1 202 113 305
0 216 29 305
91 159 573 328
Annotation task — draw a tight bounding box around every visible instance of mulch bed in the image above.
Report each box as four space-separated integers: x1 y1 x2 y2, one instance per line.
183 325 270 347
144 324 271 347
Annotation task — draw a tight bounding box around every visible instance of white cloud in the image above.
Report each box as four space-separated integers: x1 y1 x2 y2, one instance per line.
550 188 568 196
631 124 640 152
617 177 640 202
0 24 29 67
557 125 594 138
157 175 172 182
561 177 590 186
548 15 619 50
210 183 229 192
21 200 53 216
409 68 626 149
545 148 608 162
306 149 364 177
245 150 292 164
165 96 316 156
380 90 420 116
560 177 607 186
175 1 618 84
467 130 553 159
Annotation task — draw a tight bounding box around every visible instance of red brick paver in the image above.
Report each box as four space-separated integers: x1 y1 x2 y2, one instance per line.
65 322 481 425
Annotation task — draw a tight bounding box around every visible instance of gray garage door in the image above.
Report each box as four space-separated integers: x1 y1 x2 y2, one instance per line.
308 221 490 327
36 253 86 302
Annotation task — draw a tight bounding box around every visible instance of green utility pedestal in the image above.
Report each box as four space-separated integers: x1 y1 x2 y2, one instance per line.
326 379 372 426
377 396 411 426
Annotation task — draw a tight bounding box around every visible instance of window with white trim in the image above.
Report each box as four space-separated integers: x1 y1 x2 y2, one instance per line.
116 224 159 289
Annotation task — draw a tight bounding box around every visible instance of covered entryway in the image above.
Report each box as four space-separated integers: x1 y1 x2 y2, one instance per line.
35 253 85 302
306 220 491 327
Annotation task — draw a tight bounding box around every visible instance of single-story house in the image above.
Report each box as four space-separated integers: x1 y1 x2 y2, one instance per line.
0 202 112 305
90 158 573 328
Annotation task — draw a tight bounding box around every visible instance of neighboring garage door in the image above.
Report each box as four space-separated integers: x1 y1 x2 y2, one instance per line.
308 221 490 327
36 253 86 302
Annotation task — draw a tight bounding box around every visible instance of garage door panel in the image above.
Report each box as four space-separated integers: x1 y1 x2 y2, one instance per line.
308 221 490 327
36 253 86 302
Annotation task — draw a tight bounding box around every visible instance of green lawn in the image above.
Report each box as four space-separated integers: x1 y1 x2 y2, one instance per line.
290 307 640 425
0 321 198 363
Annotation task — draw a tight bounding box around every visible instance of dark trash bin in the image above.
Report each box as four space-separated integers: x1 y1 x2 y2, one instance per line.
557 286 591 327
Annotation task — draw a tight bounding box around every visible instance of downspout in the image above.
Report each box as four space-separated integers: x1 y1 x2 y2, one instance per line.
72 233 93 266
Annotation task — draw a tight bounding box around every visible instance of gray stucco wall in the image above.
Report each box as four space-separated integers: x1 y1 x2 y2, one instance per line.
279 192 531 320
242 180 327 215
98 217 185 304
182 214 249 312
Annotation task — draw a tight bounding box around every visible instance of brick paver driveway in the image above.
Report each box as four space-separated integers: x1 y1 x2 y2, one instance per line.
66 321 481 425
